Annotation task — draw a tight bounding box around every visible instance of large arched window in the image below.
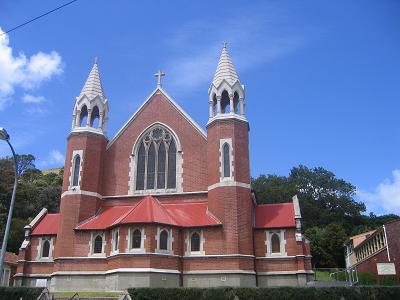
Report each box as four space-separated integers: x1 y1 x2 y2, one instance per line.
93 235 103 254
223 143 230 178
159 229 169 250
271 233 281 254
135 126 177 191
41 240 50 258
72 155 81 187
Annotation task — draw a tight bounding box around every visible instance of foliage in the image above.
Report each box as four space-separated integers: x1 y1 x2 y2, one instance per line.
128 287 400 300
0 155 63 253
0 287 42 300
252 165 400 268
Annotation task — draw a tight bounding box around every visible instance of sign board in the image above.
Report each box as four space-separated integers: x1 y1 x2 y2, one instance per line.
35 279 47 287
377 263 396 275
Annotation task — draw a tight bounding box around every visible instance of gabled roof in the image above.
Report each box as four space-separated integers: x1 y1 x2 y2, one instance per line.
79 60 105 100
31 213 60 235
212 44 240 88
107 87 206 149
255 202 296 229
75 195 221 230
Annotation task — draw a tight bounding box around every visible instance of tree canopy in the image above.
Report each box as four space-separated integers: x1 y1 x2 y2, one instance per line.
252 165 399 268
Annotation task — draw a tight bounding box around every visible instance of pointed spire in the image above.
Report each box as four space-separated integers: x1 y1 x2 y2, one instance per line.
212 43 239 87
79 58 105 99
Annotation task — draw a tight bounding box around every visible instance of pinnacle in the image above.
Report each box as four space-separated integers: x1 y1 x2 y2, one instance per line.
212 44 239 87
79 59 105 99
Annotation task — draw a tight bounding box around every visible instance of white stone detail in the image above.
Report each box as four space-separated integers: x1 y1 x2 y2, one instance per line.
208 181 250 191
265 229 287 257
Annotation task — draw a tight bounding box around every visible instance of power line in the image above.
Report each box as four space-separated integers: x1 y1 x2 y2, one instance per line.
0 0 79 37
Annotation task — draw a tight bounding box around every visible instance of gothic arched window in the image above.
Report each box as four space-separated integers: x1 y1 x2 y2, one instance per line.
160 229 169 250
223 143 230 178
190 232 200 252
42 240 50 258
271 233 281 254
233 92 239 114
131 229 142 249
221 90 230 113
72 155 81 187
94 235 103 254
135 126 177 191
90 105 100 128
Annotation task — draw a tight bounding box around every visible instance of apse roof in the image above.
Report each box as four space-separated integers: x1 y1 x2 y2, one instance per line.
255 202 296 229
75 195 221 230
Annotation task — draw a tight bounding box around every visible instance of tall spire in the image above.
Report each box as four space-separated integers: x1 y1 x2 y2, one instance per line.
212 43 239 88
79 58 105 99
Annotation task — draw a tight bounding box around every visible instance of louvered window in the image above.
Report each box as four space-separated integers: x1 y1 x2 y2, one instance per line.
135 126 177 191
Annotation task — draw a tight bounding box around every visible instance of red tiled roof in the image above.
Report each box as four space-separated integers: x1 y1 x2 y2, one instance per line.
31 213 60 235
76 195 221 230
4 252 18 265
255 202 295 228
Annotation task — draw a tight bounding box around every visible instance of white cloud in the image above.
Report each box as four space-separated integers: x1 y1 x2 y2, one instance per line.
37 149 65 168
357 170 400 215
22 94 45 104
0 27 63 110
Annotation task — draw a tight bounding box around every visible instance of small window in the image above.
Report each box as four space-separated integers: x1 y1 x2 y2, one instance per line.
42 240 50 258
131 229 142 249
94 235 103 254
112 230 119 252
190 232 200 252
271 233 281 254
223 143 230 178
160 229 169 250
72 155 81 187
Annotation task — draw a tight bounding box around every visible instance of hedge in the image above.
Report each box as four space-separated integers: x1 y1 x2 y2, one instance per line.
0 286 43 300
128 286 400 300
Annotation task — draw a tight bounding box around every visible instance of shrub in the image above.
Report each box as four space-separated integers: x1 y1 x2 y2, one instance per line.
128 287 400 300
0 286 43 300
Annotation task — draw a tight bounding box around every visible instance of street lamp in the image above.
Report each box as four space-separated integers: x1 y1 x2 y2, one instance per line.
0 127 18 285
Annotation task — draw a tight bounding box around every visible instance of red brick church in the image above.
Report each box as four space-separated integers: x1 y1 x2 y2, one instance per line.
15 45 313 291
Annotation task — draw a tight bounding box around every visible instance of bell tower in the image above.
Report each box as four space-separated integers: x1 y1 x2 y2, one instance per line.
55 59 108 258
207 44 254 256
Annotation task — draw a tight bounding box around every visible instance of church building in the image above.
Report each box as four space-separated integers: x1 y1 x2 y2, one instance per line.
15 45 313 291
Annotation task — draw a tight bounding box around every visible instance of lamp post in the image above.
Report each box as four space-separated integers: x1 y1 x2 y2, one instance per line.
0 127 18 284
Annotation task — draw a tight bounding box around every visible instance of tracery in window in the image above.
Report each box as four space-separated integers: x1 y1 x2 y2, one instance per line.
160 229 169 250
223 143 230 178
94 235 103 254
72 155 81 187
42 240 50 258
271 233 281 254
190 232 200 252
135 126 177 191
131 229 142 249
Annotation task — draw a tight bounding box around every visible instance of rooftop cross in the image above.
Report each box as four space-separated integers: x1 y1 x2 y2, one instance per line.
154 70 165 88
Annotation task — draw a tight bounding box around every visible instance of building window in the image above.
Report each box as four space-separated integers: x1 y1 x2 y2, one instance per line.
93 235 103 254
1 267 10 286
160 230 169 250
222 143 230 178
42 240 50 258
111 229 119 254
135 126 177 191
265 230 287 257
190 232 200 252
131 229 142 249
72 155 81 187
271 233 281 254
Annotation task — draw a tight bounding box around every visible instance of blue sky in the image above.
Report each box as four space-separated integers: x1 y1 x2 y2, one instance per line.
0 0 399 215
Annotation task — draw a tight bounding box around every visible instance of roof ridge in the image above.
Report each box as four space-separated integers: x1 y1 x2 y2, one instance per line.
114 203 140 225
75 207 104 229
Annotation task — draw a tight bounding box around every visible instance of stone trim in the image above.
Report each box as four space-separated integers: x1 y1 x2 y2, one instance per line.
54 253 255 260
257 270 314 275
61 190 102 198
208 181 250 191
219 138 234 181
61 189 207 199
255 255 312 260
183 270 256 275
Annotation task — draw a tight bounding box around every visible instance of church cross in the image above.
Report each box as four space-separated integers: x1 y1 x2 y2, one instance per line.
154 70 165 88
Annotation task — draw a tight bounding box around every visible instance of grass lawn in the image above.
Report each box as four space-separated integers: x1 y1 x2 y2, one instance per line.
52 291 123 298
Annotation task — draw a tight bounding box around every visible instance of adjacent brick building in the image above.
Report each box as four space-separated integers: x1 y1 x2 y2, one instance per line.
15 45 313 291
344 220 400 279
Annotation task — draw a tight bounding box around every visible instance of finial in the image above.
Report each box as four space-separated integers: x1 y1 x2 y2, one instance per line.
94 56 98 64
154 70 165 88
223 41 228 49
